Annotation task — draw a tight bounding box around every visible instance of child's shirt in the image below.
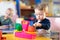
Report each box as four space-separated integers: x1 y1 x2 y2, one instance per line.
0 16 12 25
33 18 50 30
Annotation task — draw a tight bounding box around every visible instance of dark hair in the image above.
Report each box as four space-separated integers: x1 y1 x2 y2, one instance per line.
34 3 48 11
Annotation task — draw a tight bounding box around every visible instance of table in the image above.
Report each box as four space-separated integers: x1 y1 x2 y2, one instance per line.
3 34 52 40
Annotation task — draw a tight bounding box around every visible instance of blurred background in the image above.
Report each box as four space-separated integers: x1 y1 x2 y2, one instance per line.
0 0 60 40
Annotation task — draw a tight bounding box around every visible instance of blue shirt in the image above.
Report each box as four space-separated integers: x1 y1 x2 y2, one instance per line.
33 18 50 30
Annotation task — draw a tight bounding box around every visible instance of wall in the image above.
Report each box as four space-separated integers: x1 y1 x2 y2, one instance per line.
47 17 60 32
0 1 16 16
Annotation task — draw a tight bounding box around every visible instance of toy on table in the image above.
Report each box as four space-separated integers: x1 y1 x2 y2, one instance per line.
30 21 34 26
15 18 24 31
15 23 22 31
22 20 29 31
2 37 6 40
0 30 6 40
15 31 36 39
15 19 36 39
28 26 35 32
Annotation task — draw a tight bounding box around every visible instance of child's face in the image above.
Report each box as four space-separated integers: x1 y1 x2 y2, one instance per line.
34 9 45 20
6 10 11 14
6 9 13 16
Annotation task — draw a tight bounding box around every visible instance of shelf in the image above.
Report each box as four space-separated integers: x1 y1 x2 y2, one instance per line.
21 9 34 17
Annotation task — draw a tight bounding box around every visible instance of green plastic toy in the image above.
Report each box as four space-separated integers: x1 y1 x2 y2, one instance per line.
15 23 22 31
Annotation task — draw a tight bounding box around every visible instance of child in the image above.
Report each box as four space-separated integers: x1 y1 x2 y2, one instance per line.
33 3 50 36
6 8 18 23
0 8 14 29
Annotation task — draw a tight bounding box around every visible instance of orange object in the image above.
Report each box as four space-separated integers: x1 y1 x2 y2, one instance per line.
2 37 6 40
0 30 6 40
28 26 35 32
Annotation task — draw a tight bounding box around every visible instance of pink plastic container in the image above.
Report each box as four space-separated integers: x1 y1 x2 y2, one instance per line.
15 31 36 39
22 20 29 31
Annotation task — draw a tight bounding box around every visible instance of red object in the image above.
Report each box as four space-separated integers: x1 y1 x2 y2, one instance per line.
0 30 6 40
0 30 2 40
22 20 29 31
2 37 6 40
28 26 35 32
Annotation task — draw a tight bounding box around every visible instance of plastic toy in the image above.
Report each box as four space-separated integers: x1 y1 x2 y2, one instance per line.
30 21 34 26
0 30 6 40
28 26 35 32
15 20 36 39
22 20 29 31
15 31 36 39
15 23 22 31
2 37 6 40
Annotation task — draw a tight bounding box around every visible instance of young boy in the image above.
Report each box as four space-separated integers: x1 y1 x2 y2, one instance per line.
33 3 50 36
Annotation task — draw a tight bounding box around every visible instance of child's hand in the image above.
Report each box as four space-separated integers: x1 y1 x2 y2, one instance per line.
33 22 42 27
36 22 42 27
33 23 36 27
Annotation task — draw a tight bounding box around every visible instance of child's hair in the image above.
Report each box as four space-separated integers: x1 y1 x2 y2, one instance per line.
7 8 13 11
34 3 48 11
6 8 13 16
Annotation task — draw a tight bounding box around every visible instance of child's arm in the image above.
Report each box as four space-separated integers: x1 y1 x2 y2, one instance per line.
33 23 36 27
33 22 42 27
33 19 50 30
40 20 50 30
